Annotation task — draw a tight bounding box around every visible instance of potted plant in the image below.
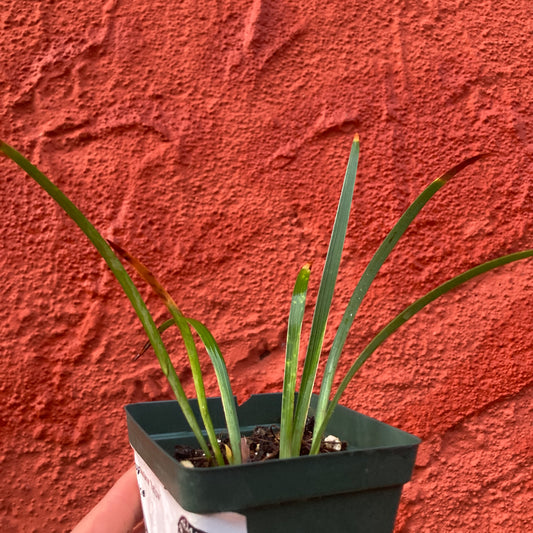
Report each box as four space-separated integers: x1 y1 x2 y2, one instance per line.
1 136 531 533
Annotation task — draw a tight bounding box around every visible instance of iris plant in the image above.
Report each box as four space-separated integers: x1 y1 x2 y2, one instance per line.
2 136 530 466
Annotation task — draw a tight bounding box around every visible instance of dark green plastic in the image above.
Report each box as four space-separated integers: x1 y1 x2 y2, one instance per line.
125 393 420 533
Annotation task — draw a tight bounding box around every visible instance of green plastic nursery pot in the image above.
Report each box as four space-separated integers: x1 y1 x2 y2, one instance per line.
125 393 420 533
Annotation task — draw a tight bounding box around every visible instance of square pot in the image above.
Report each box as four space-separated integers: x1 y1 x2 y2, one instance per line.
126 393 420 533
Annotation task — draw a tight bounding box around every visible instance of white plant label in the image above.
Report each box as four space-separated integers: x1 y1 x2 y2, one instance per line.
134 451 248 533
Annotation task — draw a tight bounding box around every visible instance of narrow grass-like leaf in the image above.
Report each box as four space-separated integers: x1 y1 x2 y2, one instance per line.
310 249 532 453
108 240 226 466
313 153 490 445
135 316 243 464
291 135 360 455
0 141 213 457
279 263 311 459
186 317 242 465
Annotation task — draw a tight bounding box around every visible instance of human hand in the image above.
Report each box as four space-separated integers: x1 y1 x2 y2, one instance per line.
72 466 144 533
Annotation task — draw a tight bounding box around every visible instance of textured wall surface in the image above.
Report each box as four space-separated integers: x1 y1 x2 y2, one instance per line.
0 1 531 531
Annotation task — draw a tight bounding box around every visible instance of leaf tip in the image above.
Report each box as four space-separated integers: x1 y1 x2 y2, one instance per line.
107 238 124 255
439 152 493 183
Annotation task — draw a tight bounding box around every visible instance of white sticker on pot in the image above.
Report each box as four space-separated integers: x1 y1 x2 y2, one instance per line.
134 451 248 533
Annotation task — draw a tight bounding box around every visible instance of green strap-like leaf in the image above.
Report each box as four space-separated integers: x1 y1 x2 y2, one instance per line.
108 240 226 466
186 318 242 465
0 141 212 457
310 249 532 453
279 263 311 459
291 135 360 455
313 153 489 446
137 316 243 464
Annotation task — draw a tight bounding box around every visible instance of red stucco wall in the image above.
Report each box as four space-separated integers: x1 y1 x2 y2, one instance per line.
0 1 531 531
